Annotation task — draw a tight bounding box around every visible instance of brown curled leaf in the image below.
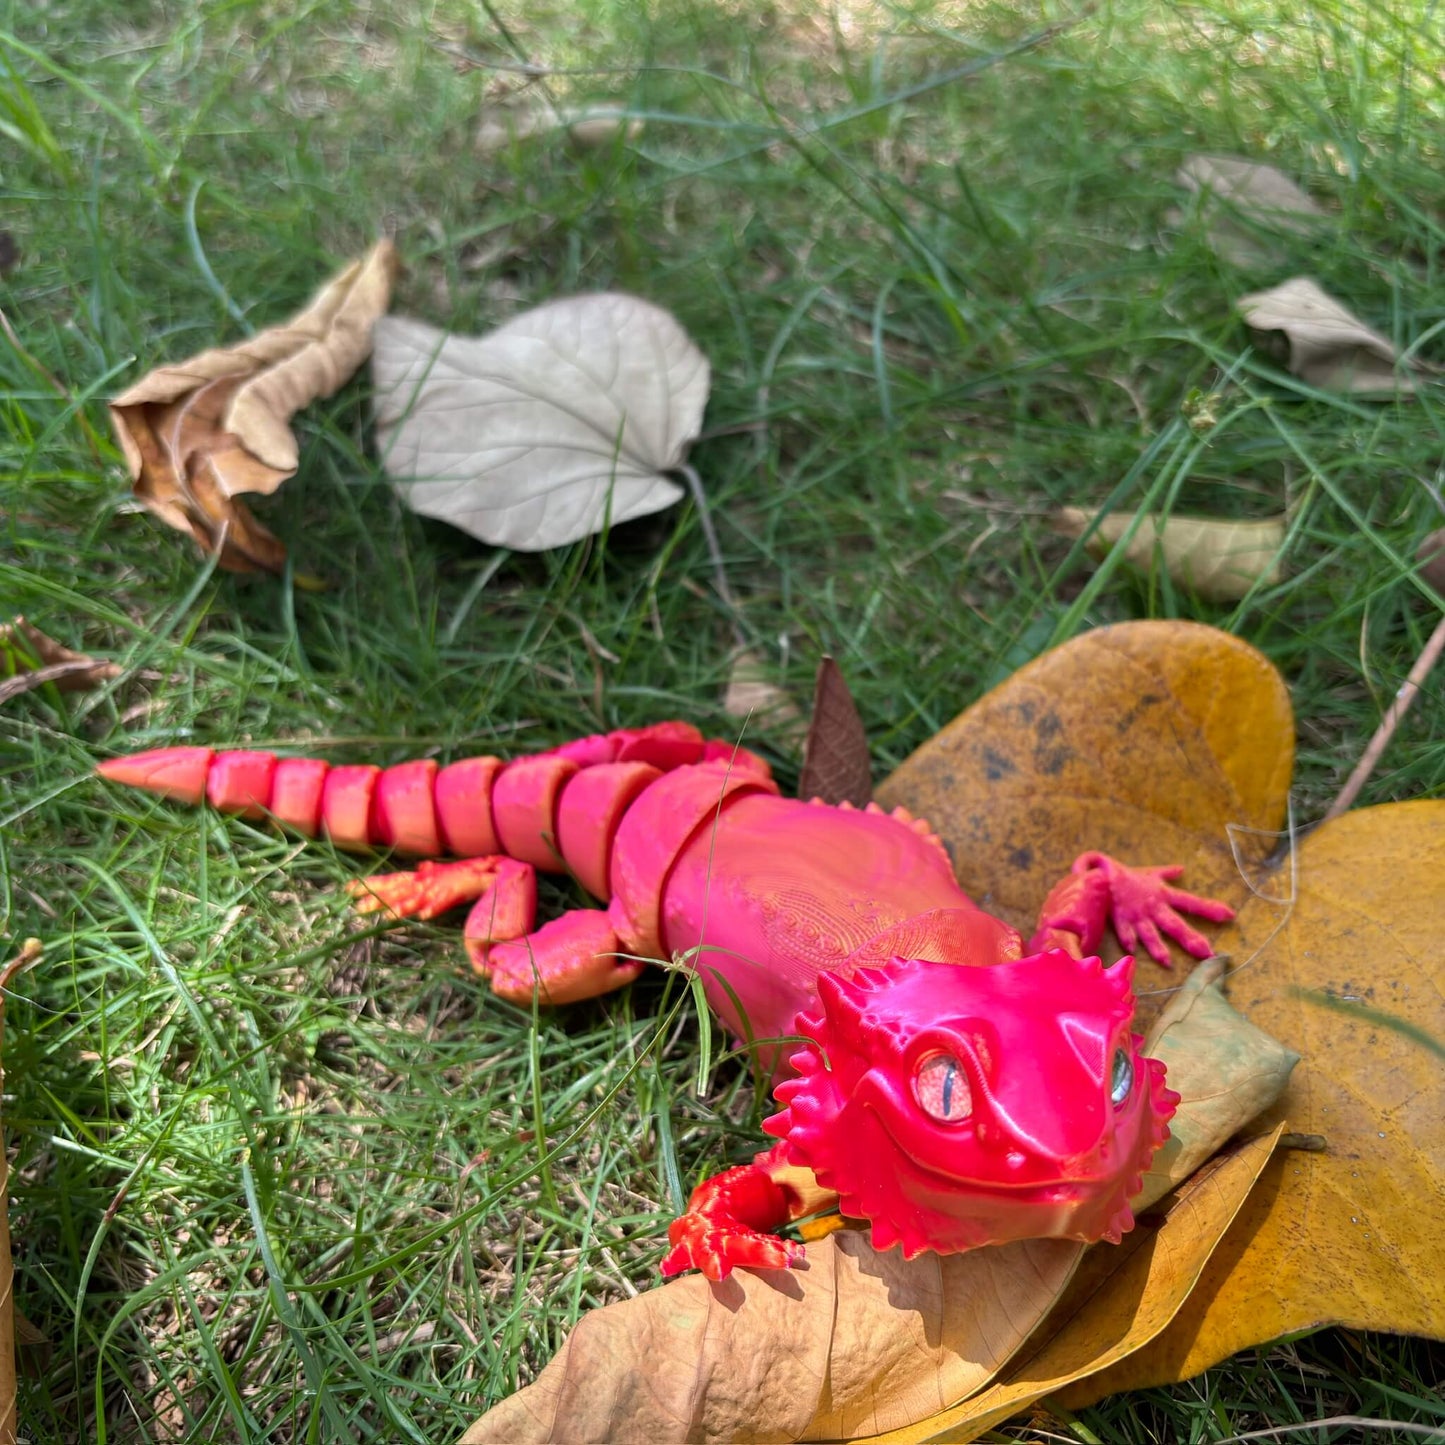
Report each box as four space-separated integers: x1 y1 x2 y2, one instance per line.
109 239 399 573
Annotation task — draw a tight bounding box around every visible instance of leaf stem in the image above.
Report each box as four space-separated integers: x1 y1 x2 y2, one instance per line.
677 461 747 649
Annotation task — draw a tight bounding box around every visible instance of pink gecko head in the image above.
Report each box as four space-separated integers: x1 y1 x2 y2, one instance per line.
763 951 1178 1257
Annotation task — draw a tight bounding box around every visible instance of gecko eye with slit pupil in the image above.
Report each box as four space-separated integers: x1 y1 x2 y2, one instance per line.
915 1054 973 1122
1110 1048 1134 1106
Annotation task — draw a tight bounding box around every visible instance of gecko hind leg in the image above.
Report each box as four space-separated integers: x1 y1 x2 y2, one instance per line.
473 907 643 1005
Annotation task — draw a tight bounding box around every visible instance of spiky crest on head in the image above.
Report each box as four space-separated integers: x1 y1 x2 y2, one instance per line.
763 951 1178 1258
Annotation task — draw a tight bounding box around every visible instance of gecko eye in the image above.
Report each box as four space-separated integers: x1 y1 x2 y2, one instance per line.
1110 1048 1134 1106
915 1054 973 1122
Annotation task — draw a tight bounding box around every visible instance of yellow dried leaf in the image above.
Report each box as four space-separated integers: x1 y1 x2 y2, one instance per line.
1055 801 1445 1404
877 620 1294 1020
110 239 399 573
1055 506 1286 603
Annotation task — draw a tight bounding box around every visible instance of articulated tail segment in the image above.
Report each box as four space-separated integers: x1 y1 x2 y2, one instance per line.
97 721 775 1005
96 721 772 895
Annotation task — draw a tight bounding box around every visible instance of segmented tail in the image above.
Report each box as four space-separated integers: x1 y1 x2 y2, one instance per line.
97 722 772 898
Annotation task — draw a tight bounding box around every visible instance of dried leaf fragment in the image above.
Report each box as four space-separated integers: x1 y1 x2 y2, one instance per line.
1238 276 1419 394
1175 155 1326 270
0 617 120 703
1055 507 1286 602
372 295 710 550
110 239 399 572
722 650 805 743
799 656 872 806
477 94 643 153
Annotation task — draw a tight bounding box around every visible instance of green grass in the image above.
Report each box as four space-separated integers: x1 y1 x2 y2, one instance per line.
2 0 1443 1439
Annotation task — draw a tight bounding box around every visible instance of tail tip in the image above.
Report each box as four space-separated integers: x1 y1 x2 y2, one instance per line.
96 746 214 804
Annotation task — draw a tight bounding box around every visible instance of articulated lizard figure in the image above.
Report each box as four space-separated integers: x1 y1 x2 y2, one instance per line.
98 719 1233 1280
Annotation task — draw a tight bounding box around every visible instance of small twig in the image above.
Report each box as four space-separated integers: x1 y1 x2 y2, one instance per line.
1323 609 1445 821
1210 1418 1445 1445
0 659 118 705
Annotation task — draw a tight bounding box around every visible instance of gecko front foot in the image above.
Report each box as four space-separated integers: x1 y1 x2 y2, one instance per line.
1074 852 1235 965
660 1165 805 1282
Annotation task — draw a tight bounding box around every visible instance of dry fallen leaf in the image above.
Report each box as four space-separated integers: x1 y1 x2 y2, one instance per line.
1175 155 1327 270
1238 276 1419 395
856 1129 1284 1445
476 94 642 153
0 617 120 703
798 656 872 806
465 622 1300 1443
878 620 1294 1023
110 239 399 572
1054 507 1286 603
1055 800 1445 1404
1136 956 1298 1204
464 1234 1088 1442
722 650 806 744
372 295 710 550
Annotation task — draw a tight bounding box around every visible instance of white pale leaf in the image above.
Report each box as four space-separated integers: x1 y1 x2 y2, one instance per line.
372 295 710 550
